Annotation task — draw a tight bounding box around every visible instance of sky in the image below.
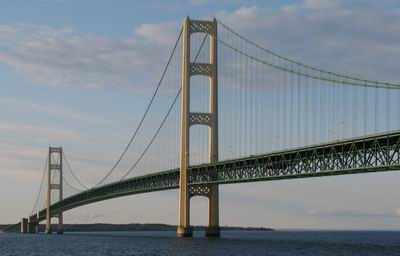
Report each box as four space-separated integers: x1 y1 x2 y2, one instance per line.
1 0 400 230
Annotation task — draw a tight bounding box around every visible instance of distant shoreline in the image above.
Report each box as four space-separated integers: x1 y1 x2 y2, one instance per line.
0 223 274 232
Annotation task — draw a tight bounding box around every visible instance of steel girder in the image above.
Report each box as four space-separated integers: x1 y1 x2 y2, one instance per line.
29 169 180 224
28 130 400 225
190 130 400 184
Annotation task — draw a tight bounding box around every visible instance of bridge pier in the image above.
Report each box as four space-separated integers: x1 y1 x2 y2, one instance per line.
57 214 64 234
20 218 28 234
27 222 38 234
177 226 193 238
27 215 39 234
45 215 63 234
177 17 220 238
205 185 220 237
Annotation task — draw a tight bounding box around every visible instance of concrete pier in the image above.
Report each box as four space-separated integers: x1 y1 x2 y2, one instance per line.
20 218 28 234
27 222 38 234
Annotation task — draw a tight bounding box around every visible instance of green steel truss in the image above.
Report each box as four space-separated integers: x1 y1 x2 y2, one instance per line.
28 130 400 225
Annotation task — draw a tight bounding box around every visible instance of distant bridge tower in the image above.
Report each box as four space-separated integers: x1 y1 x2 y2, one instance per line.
178 16 220 238
46 147 63 234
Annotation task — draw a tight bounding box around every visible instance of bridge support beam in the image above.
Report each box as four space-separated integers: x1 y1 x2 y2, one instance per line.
178 16 220 238
21 218 28 234
27 222 38 234
205 185 220 237
205 16 220 238
46 147 63 234
177 16 192 238
28 215 39 234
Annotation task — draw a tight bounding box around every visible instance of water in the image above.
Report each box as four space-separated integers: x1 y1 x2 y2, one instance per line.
1 231 399 255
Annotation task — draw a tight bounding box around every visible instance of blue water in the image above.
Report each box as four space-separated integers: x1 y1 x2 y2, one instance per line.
1 231 399 255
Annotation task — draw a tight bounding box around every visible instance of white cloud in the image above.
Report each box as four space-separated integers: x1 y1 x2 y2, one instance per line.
190 0 211 6
0 121 83 142
135 22 180 46
0 23 179 89
1 1 398 91
0 97 113 125
0 139 44 160
0 140 48 182
304 0 340 10
217 1 400 83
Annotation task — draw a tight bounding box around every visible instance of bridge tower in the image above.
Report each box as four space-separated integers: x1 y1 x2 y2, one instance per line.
45 147 63 234
178 16 220 238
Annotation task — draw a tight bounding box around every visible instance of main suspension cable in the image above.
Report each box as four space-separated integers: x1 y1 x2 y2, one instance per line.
217 38 400 89
30 155 48 215
119 34 208 180
93 27 183 187
62 151 89 190
63 177 84 192
217 20 400 89
41 164 58 210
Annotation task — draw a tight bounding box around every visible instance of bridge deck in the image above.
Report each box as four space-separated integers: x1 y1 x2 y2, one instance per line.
29 130 400 224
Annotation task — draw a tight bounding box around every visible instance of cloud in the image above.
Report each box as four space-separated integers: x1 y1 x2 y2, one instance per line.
0 22 179 89
0 139 44 159
307 208 400 218
0 97 113 126
144 2 182 12
2 0 398 92
217 1 400 83
32 0 67 2
190 0 212 6
135 22 180 46
0 139 48 182
303 0 340 10
0 123 119 186
0 121 83 142
28 103 110 125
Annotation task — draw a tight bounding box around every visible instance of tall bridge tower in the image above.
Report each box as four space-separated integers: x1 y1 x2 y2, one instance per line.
46 147 63 234
178 17 220 238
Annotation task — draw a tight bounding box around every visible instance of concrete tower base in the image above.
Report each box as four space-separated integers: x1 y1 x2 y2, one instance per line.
20 218 28 234
205 227 220 238
177 226 193 238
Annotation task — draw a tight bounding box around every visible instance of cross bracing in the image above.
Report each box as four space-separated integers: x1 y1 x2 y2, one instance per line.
26 130 400 225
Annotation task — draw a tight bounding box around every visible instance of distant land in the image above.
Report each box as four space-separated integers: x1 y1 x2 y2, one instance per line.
0 223 274 233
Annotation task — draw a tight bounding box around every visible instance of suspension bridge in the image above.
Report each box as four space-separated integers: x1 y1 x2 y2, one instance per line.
8 17 400 237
